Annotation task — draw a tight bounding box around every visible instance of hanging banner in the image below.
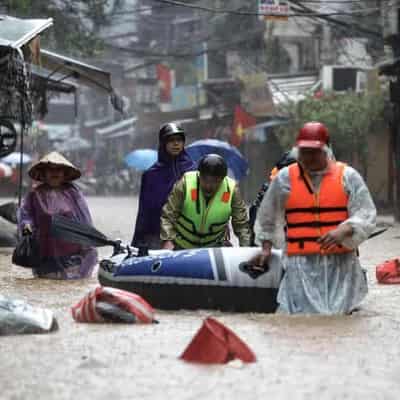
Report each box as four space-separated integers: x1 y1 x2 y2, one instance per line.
259 0 290 21
170 85 206 111
157 64 172 103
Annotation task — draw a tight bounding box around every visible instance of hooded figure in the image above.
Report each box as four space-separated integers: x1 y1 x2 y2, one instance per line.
18 152 97 279
132 123 195 249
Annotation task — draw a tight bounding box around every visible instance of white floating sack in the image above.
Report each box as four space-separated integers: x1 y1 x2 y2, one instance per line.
0 294 58 335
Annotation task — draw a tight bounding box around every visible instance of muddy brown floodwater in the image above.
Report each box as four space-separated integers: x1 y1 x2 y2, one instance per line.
1 197 400 399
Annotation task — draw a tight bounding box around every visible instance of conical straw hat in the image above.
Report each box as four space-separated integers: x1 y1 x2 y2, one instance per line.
28 151 81 182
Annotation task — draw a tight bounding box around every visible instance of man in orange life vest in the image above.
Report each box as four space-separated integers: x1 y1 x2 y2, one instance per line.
251 122 377 314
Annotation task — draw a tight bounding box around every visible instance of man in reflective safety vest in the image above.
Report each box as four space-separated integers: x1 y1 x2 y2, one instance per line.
160 154 251 250
251 122 377 314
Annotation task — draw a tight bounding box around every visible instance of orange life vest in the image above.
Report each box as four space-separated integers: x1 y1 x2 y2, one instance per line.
285 162 352 256
269 167 279 181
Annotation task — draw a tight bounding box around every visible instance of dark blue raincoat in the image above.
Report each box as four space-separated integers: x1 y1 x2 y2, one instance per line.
132 133 195 248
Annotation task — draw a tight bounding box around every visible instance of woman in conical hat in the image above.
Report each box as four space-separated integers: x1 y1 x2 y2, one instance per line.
17 152 97 279
28 151 82 183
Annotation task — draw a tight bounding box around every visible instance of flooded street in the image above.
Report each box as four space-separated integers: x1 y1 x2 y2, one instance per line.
1 197 400 399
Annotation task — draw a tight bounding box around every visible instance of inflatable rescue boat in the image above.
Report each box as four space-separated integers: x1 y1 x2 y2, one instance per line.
98 247 283 313
49 215 282 312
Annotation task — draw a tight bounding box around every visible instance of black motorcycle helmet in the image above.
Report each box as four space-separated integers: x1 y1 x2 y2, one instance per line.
198 154 227 178
158 122 185 143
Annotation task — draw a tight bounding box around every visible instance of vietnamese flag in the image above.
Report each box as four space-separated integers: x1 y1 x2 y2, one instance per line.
230 105 256 147
157 64 172 103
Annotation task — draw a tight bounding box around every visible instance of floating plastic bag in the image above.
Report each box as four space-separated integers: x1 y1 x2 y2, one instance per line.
0 294 58 335
376 258 400 284
180 317 256 364
71 286 157 323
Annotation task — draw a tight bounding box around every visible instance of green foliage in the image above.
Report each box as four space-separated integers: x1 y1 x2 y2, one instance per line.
277 90 386 174
5 0 125 57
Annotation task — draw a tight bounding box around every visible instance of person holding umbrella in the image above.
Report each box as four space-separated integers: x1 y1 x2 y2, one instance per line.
160 154 251 250
132 123 195 249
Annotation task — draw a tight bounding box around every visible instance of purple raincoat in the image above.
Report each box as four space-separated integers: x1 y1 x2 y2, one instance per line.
18 183 97 279
132 134 195 249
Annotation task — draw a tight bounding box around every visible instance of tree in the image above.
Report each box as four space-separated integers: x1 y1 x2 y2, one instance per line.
277 91 386 178
5 0 125 56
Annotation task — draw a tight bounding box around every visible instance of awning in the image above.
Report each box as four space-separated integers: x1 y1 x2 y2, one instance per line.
39 49 112 92
96 117 137 136
252 117 290 130
250 117 290 142
84 116 112 128
103 129 134 140
0 15 53 49
38 49 124 112
55 136 91 152
39 123 73 141
170 118 197 125
31 65 77 94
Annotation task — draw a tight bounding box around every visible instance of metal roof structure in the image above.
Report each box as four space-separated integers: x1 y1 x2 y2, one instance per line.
40 49 113 93
269 74 321 104
0 15 53 48
31 65 77 94
95 116 137 141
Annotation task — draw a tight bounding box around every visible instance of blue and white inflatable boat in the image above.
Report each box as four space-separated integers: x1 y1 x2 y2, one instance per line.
98 247 283 313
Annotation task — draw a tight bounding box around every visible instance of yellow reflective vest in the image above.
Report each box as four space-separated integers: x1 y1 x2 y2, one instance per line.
175 171 235 249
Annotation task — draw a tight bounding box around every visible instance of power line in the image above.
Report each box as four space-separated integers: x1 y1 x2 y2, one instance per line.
105 0 390 43
107 4 169 17
107 0 396 17
289 0 383 39
106 28 267 59
148 0 392 18
105 7 384 64
105 0 387 72
300 0 395 3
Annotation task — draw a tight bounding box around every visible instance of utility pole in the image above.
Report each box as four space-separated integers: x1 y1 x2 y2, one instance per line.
319 0 338 65
382 8 400 219
320 24 334 65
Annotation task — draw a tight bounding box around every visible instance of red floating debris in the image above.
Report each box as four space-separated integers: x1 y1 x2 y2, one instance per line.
376 258 400 284
71 286 156 323
180 317 256 364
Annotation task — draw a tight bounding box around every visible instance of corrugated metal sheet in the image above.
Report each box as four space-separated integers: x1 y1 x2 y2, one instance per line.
269 75 321 104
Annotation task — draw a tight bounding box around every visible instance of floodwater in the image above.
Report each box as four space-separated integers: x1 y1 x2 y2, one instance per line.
1 197 400 399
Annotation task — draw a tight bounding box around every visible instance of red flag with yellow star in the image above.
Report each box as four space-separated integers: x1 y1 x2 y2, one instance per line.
230 105 256 147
